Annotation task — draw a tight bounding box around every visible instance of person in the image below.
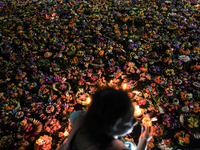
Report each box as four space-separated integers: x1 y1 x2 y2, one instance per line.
57 87 152 150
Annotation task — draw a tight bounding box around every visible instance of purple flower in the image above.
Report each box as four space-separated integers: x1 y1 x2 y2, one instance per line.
188 103 194 109
160 78 165 85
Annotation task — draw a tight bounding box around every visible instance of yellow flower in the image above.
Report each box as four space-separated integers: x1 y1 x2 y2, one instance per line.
194 120 199 128
165 69 175 76
188 117 199 128
178 139 185 146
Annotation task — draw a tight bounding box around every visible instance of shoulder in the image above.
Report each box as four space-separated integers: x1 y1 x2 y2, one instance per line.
106 139 130 150
70 110 87 127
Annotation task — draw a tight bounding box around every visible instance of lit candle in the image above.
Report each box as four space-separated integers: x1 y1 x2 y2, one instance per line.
37 139 44 146
108 80 113 86
39 139 43 144
122 83 127 90
82 97 91 106
134 105 144 118
86 97 91 104
64 131 69 136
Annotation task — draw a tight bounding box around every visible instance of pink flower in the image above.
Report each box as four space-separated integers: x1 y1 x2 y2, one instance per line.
59 84 67 90
138 99 147 106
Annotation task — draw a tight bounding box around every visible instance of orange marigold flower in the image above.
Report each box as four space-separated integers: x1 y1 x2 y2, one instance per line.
59 132 64 138
150 83 156 87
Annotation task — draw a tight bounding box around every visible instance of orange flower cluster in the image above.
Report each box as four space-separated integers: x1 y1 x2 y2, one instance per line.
190 65 200 72
44 119 61 134
152 125 163 137
180 92 192 101
184 101 200 113
174 131 190 146
147 138 155 149
35 135 52 150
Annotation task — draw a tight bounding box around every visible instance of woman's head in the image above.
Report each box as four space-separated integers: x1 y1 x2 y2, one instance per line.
84 87 136 149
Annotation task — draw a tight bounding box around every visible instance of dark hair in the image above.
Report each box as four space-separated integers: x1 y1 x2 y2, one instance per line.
83 86 132 150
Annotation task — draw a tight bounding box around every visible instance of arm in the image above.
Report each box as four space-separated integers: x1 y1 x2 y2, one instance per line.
136 126 152 150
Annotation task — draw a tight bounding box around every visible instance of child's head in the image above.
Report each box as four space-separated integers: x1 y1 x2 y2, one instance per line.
84 87 136 149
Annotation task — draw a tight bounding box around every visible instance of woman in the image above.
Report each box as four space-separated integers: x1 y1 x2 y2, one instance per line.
57 87 152 150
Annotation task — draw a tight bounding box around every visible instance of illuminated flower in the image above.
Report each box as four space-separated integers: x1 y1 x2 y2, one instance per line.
35 135 52 150
138 99 147 106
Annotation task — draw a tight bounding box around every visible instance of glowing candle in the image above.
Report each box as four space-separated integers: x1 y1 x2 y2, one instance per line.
134 105 144 118
37 139 44 146
195 4 199 8
108 80 113 86
39 139 43 143
64 131 69 136
122 83 127 90
86 97 91 104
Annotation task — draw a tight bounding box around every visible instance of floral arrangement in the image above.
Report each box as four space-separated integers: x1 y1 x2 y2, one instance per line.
174 131 190 147
0 0 200 150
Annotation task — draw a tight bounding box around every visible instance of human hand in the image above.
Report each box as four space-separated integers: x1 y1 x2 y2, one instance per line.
137 126 153 150
139 125 153 142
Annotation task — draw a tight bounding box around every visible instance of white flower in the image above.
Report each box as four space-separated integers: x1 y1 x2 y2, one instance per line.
182 106 190 112
187 93 193 98
178 55 190 62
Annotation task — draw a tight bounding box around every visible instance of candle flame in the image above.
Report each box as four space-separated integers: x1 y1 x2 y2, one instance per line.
39 139 44 144
134 105 143 117
122 83 127 90
135 105 140 110
86 97 91 104
64 131 69 136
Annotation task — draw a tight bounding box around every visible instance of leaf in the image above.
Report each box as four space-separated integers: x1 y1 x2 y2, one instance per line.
152 95 157 104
